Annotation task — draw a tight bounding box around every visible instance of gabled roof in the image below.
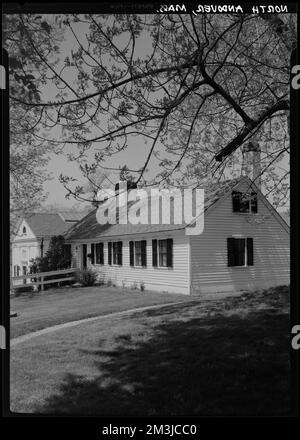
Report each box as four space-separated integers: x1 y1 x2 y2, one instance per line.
65 177 243 241
24 213 73 238
12 211 89 240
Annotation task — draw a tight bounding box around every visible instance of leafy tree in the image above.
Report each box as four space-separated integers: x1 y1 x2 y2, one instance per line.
30 235 72 273
4 13 296 209
3 14 62 232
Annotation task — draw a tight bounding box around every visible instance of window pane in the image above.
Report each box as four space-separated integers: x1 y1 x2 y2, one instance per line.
159 240 168 267
113 242 117 264
135 241 142 266
239 194 250 213
234 238 245 266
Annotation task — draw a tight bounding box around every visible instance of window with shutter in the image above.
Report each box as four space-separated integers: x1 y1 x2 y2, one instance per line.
227 237 254 266
135 241 142 266
152 239 173 268
130 240 147 267
159 240 168 267
232 191 258 213
112 241 122 265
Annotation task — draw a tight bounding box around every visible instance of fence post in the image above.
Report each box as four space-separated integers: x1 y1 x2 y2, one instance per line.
41 276 44 291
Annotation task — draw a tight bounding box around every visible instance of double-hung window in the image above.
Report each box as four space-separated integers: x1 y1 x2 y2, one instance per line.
129 240 147 267
108 241 122 265
227 237 254 267
152 239 173 268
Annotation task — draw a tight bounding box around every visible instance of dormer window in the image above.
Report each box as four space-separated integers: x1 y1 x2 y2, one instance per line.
22 226 27 235
232 191 257 213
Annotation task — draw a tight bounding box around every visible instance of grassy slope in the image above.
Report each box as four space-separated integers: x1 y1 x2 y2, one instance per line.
10 285 291 416
10 286 189 338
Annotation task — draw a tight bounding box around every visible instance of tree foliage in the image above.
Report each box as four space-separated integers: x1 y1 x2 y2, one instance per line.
4 14 62 229
30 235 72 273
4 13 296 208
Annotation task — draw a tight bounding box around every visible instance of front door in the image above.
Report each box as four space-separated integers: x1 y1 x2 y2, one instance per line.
82 244 87 269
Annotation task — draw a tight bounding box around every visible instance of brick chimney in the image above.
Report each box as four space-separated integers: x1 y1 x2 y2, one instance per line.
241 141 261 189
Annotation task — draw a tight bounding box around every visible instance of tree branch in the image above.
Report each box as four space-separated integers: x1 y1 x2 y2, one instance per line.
215 99 289 161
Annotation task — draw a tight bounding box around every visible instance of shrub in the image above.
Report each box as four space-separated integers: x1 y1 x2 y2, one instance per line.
75 268 98 287
30 235 72 274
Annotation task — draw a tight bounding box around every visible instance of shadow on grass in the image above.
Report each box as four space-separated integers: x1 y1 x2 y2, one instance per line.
35 308 291 416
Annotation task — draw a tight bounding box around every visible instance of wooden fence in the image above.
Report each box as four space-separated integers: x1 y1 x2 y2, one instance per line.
10 268 78 291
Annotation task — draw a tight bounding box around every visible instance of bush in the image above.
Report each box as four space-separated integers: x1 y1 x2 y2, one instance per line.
30 235 72 274
75 268 97 287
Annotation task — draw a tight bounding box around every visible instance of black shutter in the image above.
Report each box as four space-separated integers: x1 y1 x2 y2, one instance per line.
91 243 95 264
227 238 235 266
152 240 157 267
166 238 173 267
251 192 258 213
247 237 254 266
118 241 123 265
141 240 147 266
100 243 104 264
108 242 112 265
232 191 241 212
96 243 104 264
129 241 134 266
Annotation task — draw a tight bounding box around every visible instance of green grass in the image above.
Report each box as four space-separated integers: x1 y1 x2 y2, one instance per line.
10 285 291 416
10 285 189 338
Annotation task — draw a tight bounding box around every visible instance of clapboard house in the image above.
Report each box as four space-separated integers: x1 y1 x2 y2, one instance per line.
11 211 87 279
65 176 290 295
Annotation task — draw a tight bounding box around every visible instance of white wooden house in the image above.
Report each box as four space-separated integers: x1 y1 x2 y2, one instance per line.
65 177 290 295
11 212 86 280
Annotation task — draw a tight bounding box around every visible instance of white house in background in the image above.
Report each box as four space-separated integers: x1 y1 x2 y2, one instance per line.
65 176 290 295
11 212 87 279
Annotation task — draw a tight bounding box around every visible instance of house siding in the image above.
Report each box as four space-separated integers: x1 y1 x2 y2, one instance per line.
70 231 190 295
190 180 290 295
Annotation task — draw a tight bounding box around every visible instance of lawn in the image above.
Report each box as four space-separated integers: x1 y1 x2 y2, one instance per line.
10 285 189 338
10 285 291 416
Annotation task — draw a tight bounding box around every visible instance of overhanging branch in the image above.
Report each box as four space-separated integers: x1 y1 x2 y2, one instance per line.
215 99 289 162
